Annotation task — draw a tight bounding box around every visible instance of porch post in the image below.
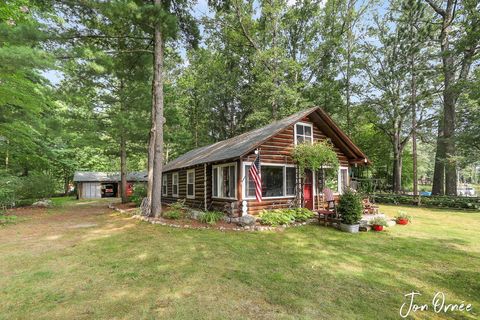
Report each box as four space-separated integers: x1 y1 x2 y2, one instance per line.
204 163 207 211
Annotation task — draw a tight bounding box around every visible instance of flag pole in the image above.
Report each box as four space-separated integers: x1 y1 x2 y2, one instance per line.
242 148 260 182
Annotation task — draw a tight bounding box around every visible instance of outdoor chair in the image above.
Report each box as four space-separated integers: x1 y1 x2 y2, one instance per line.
317 188 337 226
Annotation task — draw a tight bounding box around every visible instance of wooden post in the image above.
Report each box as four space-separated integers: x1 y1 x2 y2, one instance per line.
204 163 207 211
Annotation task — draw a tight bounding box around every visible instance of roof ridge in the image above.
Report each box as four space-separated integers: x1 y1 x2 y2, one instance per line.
163 107 319 171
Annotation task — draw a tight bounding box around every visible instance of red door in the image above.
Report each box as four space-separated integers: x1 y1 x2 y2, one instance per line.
303 170 313 210
126 183 134 197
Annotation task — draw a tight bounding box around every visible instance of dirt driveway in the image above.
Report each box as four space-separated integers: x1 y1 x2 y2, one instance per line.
0 199 136 252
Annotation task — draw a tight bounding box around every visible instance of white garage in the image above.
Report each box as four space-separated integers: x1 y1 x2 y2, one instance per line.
73 171 147 199
80 182 102 199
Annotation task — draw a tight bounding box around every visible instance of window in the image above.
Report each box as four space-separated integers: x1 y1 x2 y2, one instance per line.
212 163 236 199
162 174 168 196
172 172 179 197
295 122 313 145
187 169 195 199
286 167 296 195
245 164 296 198
339 167 349 194
316 167 349 194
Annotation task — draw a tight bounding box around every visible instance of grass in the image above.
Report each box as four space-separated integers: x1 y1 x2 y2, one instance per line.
0 198 478 319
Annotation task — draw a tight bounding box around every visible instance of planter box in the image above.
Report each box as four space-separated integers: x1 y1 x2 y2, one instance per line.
340 223 360 233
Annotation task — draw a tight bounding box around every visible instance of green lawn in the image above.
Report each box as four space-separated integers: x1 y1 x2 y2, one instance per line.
0 199 478 319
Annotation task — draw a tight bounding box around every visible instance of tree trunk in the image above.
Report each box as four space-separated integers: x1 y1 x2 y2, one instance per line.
441 41 457 195
432 117 445 195
147 78 156 207
437 1 457 195
120 133 128 203
411 56 418 199
150 0 165 217
392 135 402 194
64 169 69 195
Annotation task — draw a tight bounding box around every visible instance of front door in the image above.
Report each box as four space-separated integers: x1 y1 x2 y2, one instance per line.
303 170 313 210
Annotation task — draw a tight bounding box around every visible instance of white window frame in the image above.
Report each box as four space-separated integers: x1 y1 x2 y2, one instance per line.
338 166 349 194
172 172 179 197
242 162 296 200
294 122 314 145
162 174 168 196
212 162 237 200
186 169 195 199
316 166 349 196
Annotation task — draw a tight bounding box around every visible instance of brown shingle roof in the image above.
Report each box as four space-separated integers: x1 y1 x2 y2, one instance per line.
163 107 368 172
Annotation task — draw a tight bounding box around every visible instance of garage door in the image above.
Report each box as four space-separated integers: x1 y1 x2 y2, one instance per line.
82 182 102 199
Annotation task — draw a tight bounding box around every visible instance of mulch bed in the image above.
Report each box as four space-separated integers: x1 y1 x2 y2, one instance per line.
109 203 315 232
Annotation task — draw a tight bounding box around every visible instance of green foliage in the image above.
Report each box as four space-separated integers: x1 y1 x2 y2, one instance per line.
292 140 339 175
337 190 363 225
169 199 186 211
16 173 56 200
199 211 224 225
0 172 19 209
0 214 17 226
290 207 315 222
371 194 480 211
259 209 295 226
163 209 182 220
370 217 387 227
395 211 412 222
259 208 315 226
130 184 147 206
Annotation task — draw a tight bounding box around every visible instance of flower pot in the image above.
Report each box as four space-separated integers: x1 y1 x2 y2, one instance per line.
340 223 360 233
373 225 383 231
397 219 408 225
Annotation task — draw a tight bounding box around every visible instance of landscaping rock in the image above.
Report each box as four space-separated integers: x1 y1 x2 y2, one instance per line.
237 214 256 227
189 210 204 220
32 199 52 208
386 220 396 227
223 216 240 224
359 225 371 232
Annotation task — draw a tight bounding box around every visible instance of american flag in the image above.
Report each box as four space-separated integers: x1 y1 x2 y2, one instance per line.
249 152 262 202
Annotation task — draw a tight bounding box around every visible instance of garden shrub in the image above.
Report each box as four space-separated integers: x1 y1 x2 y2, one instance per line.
259 208 315 226
169 199 186 211
130 184 147 206
16 173 56 200
164 209 182 220
199 211 224 225
259 209 295 226
291 207 315 222
371 194 480 211
337 190 363 225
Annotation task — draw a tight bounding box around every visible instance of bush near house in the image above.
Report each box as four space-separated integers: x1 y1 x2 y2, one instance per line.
199 211 224 225
371 194 480 210
259 208 315 226
337 190 363 225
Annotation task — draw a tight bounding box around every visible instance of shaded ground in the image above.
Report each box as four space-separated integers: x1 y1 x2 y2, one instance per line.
0 198 479 319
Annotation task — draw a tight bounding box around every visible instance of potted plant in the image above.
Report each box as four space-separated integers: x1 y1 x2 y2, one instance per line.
370 217 387 231
337 190 363 233
395 211 411 225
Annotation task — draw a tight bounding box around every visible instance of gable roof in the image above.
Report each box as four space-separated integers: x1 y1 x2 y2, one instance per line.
163 107 368 172
73 171 147 182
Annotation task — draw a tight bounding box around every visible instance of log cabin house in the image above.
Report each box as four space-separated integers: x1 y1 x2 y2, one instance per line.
161 107 368 216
